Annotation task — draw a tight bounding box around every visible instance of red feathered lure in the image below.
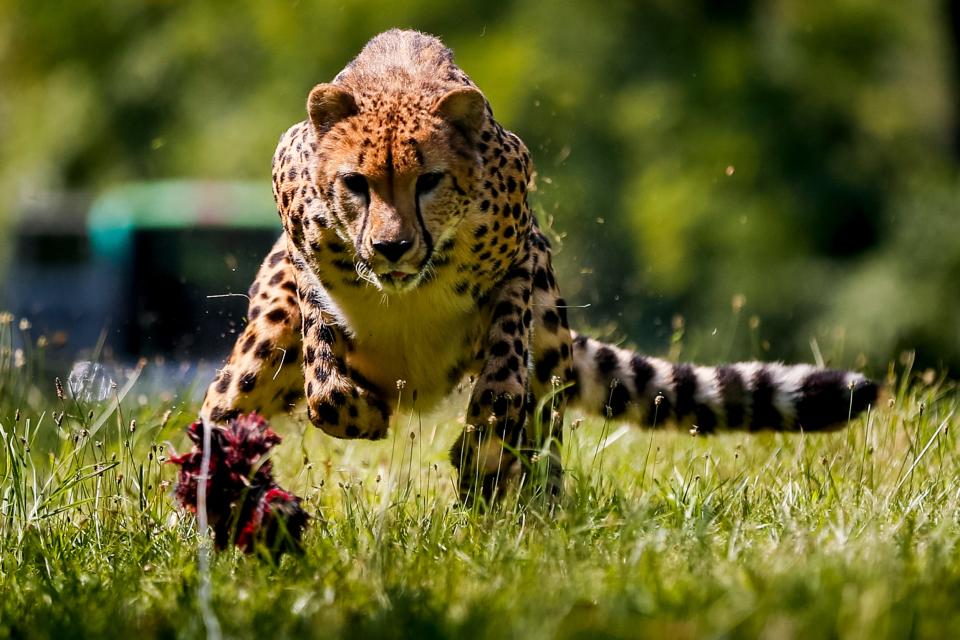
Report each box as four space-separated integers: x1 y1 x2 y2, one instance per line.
170 413 309 555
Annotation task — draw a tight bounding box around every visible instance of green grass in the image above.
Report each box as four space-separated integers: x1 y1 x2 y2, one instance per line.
1 323 959 638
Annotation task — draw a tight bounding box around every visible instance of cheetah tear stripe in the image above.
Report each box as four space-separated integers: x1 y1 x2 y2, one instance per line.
569 334 877 432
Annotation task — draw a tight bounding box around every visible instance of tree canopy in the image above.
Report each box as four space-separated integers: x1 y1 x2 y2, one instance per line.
2 0 958 371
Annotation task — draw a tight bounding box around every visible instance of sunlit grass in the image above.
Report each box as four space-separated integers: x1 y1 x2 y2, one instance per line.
1 320 959 638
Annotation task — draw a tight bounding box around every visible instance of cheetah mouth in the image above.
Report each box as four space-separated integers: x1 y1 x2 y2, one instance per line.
375 255 432 289
377 269 422 291
367 251 433 292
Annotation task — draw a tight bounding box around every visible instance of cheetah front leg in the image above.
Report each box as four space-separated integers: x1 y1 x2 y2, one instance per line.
201 237 305 423
450 252 538 503
526 236 575 500
296 286 392 441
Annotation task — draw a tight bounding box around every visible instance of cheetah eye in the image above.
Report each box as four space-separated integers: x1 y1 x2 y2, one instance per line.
416 172 444 196
340 173 369 197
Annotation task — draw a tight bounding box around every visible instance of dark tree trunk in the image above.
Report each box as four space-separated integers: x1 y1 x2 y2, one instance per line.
948 0 960 159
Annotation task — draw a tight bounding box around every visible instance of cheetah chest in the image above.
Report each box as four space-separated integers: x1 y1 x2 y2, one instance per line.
330 286 482 408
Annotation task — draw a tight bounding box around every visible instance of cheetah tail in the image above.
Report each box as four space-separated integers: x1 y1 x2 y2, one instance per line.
567 334 878 433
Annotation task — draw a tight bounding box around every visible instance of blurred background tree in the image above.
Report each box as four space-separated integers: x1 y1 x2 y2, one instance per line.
0 0 957 372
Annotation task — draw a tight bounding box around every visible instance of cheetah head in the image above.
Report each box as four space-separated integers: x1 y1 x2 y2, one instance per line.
306 83 485 293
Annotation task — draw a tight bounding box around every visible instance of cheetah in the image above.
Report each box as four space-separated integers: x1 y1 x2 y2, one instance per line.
200 29 877 502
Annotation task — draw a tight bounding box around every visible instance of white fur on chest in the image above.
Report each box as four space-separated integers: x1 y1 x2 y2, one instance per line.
331 281 480 408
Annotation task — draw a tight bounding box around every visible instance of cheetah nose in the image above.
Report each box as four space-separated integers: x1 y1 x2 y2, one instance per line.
372 239 413 263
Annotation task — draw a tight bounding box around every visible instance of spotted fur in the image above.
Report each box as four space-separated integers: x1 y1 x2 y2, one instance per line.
201 30 877 502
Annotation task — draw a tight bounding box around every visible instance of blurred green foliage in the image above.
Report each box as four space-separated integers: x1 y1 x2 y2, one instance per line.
1 0 958 371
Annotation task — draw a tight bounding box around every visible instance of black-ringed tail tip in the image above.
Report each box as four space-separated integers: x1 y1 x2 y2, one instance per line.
569 334 879 433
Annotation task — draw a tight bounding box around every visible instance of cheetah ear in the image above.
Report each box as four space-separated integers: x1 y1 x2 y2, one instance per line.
431 87 485 137
307 83 358 136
